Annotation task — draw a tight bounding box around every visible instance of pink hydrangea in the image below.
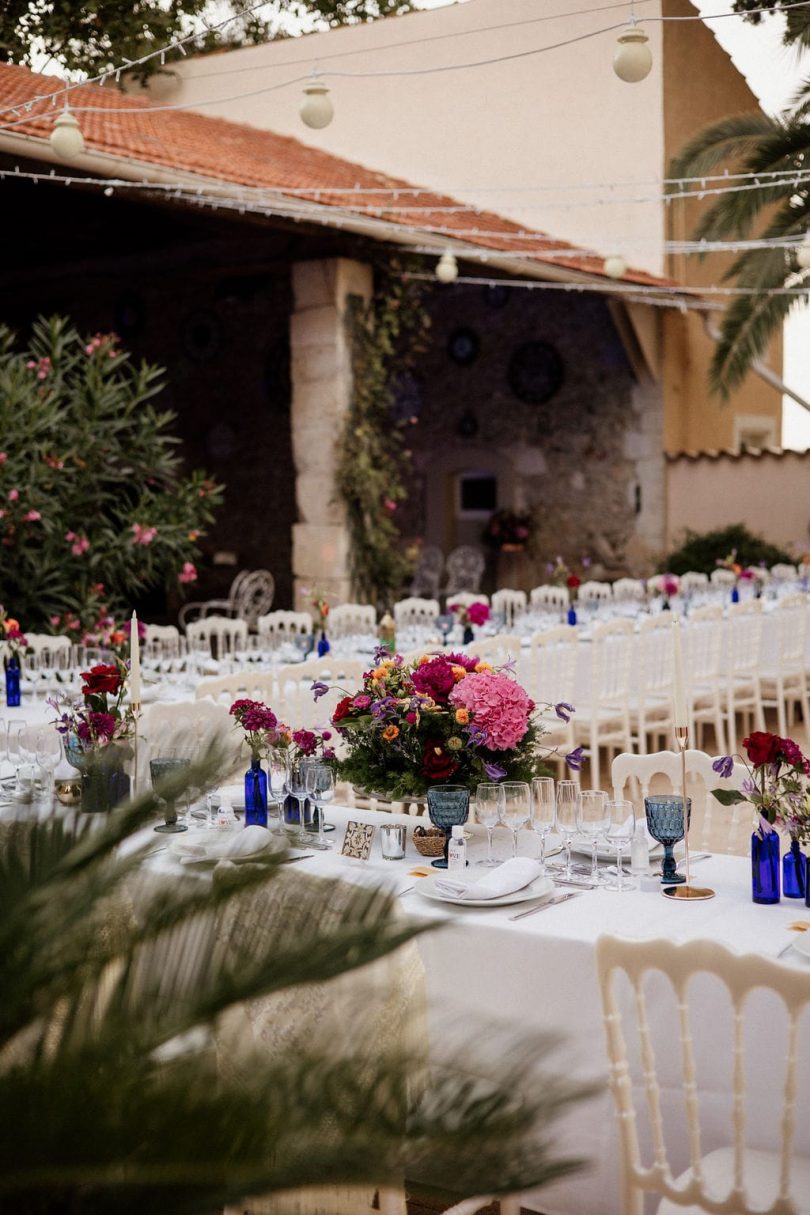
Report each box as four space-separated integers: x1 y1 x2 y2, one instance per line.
449 671 532 750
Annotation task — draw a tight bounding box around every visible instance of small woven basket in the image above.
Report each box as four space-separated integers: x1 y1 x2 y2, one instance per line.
412 826 446 858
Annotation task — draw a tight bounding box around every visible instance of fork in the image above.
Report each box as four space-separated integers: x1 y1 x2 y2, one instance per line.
509 890 585 920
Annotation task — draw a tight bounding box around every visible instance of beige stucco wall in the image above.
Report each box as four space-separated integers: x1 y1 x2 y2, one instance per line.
666 451 810 553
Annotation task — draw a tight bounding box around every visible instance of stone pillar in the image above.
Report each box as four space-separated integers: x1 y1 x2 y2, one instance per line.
289 258 373 607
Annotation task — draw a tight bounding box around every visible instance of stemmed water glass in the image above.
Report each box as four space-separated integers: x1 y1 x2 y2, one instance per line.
267 747 289 836
578 789 609 886
426 784 470 869
150 757 191 833
501 782 531 859
603 799 637 892
556 779 582 880
285 760 311 845
474 782 504 867
645 795 690 886
305 762 335 851
435 614 454 647
35 728 62 797
530 777 557 874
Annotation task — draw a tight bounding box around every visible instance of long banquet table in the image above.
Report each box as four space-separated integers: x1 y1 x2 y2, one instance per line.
140 803 810 1215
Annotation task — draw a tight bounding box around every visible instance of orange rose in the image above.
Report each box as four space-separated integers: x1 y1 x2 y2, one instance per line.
382 725 400 742
418 655 431 666
454 708 470 725
474 661 493 673
451 665 467 682
3 617 19 634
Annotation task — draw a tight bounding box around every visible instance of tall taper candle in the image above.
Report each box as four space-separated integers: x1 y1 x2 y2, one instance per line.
130 611 141 704
671 615 688 728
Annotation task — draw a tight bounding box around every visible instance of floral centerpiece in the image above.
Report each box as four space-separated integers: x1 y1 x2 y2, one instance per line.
321 647 576 802
229 698 281 827
547 555 592 598
308 588 330 656
712 732 810 901
51 660 135 812
716 549 760 599
449 599 490 644
483 509 533 553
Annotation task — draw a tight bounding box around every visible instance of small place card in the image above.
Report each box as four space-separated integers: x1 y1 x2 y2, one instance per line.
341 820 376 861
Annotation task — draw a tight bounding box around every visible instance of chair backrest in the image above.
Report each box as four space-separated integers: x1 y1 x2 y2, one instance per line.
635 615 674 701
139 700 239 786
611 748 750 854
596 934 810 1215
727 601 763 678
523 625 578 707
232 569 275 627
326 603 377 639
186 615 248 655
444 546 485 595
771 562 799 581
686 604 724 684
144 624 182 660
447 591 490 611
578 580 612 605
23 633 71 666
490 588 527 628
769 597 808 672
611 578 646 602
275 657 367 729
393 597 440 629
410 544 444 597
195 670 276 705
471 634 522 667
679 570 710 594
590 619 634 705
529 584 569 611
710 567 737 588
256 610 312 639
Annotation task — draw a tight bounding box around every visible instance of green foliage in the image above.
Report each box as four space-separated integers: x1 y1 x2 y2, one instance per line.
0 316 222 632
668 21 810 396
336 260 430 607
0 747 588 1213
0 0 414 83
660 524 793 576
731 1 810 49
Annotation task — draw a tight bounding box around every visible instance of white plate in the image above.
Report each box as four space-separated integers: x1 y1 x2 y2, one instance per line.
171 834 278 866
415 872 555 908
571 839 663 861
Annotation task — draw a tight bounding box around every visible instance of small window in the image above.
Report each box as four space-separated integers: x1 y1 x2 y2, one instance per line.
458 474 497 516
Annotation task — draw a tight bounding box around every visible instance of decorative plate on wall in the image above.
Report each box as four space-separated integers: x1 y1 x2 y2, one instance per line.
447 327 480 366
507 340 564 404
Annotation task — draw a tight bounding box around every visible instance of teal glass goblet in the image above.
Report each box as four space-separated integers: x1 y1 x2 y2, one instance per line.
644 795 691 885
426 784 470 869
151 757 191 833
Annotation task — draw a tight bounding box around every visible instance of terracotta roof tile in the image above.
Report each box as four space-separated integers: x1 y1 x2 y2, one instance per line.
0 62 675 289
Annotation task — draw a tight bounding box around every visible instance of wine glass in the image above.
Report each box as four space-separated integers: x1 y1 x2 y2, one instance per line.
35 728 62 796
150 757 191 834
501 782 531 859
530 777 557 874
435 614 454 647
285 759 311 845
645 795 690 886
267 747 289 836
474 782 505 867
603 799 637 892
305 762 335 851
556 779 582 880
426 784 470 869
0 718 13 781
578 789 609 885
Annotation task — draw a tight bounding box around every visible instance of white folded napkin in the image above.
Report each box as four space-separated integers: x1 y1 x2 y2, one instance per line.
434 857 542 901
177 825 275 861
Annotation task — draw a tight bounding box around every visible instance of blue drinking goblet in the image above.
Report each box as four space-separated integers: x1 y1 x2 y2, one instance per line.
644 795 691 885
151 757 191 833
426 784 470 869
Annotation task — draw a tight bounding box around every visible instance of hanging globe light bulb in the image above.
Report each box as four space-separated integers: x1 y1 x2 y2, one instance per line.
613 26 652 83
300 78 334 129
797 233 810 269
50 106 85 161
604 254 628 280
435 251 458 283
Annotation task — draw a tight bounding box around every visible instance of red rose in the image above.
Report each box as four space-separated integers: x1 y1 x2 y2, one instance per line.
743 732 782 768
332 696 353 725
566 574 581 589
421 739 460 781
81 663 122 697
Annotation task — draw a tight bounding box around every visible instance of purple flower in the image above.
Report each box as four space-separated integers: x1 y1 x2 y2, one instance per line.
371 697 396 720
565 746 585 772
555 702 575 723
582 556 592 569
742 777 755 796
545 561 555 575
311 680 329 701
483 761 506 780
373 645 390 663
712 755 734 779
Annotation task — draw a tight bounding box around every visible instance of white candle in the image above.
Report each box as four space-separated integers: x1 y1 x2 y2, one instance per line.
671 615 688 728
130 610 141 705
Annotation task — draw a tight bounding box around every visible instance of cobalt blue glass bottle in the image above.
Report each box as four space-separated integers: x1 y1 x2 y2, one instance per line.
244 755 268 827
566 606 577 626
317 631 330 657
730 585 740 604
4 655 21 707
751 825 780 905
783 839 807 899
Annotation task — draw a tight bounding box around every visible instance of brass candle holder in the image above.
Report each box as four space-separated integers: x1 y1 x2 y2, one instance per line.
662 726 715 901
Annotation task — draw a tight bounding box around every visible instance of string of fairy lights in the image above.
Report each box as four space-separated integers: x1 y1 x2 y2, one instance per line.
1 0 809 298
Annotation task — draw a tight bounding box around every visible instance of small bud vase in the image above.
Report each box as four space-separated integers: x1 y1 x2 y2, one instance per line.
244 755 268 828
751 824 780 904
783 838 807 899
462 625 474 645
566 606 577 626
4 655 21 707
317 631 330 657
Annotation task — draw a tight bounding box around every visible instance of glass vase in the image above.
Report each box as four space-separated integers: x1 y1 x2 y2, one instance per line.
4 656 21 707
462 624 474 645
783 838 807 899
317 631 330 657
731 586 740 604
751 827 780 904
244 756 268 828
67 742 131 814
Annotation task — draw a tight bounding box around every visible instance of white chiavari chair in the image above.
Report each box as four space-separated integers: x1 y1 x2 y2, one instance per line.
327 603 377 639
446 591 490 610
710 567 737 591
186 615 248 658
472 634 522 666
521 625 578 774
393 597 440 631
687 604 727 754
195 670 276 705
573 619 634 788
139 699 239 787
758 595 810 738
612 578 646 603
144 624 183 661
679 570 709 596
771 562 800 582
529 585 569 614
630 616 674 755
612 748 750 856
490 588 527 628
275 657 366 730
596 935 810 1215
578 580 612 608
725 601 766 754
256 610 312 647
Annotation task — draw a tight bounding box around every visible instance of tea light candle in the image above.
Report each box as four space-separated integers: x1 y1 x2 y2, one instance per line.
130 611 141 704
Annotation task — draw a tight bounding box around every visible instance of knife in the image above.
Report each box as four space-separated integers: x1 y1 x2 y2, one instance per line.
509 890 585 920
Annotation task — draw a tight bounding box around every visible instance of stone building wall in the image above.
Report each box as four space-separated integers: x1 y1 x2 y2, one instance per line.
396 284 665 588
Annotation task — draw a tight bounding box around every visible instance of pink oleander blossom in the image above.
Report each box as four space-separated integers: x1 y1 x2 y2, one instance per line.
132 523 158 546
449 672 533 750
8 489 19 502
0 452 7 464
178 562 197 584
24 510 41 522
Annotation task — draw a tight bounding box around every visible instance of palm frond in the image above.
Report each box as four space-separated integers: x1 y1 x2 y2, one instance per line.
710 286 801 396
668 112 780 182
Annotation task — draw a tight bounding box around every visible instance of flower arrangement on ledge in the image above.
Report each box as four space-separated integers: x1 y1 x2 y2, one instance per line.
51 660 136 751
0 606 29 662
712 732 810 841
320 647 577 802
482 509 533 553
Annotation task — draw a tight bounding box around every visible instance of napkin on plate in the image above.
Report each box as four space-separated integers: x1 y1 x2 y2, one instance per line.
434 857 542 901
175 825 277 861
